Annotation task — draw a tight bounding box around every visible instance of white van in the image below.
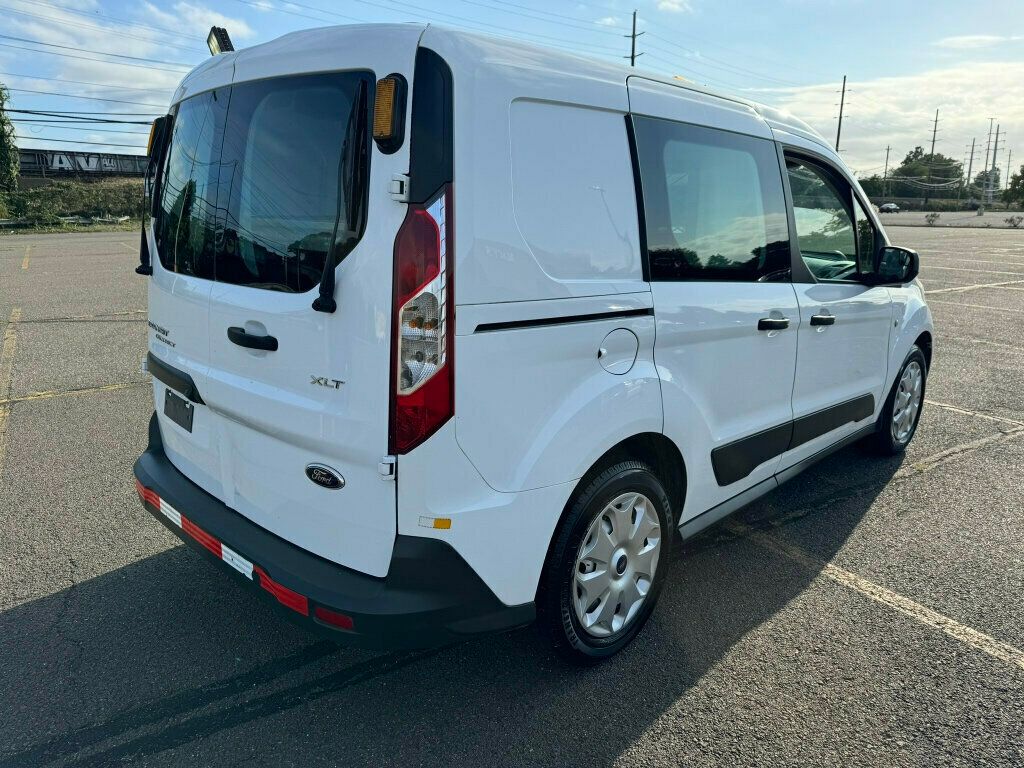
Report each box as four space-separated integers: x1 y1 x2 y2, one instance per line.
134 24 933 662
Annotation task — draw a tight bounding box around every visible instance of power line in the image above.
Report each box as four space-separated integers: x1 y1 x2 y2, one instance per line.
16 0 214 46
3 109 156 124
0 33 193 68
0 41 191 73
16 135 145 149
0 4 208 54
7 88 169 108
12 119 149 135
0 72 173 93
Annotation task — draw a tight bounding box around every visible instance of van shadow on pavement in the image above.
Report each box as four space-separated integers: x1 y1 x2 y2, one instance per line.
0 446 904 768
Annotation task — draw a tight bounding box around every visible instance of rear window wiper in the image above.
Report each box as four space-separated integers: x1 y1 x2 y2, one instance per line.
313 78 369 313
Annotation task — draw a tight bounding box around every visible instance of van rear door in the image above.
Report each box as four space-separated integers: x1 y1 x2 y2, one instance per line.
150 29 421 577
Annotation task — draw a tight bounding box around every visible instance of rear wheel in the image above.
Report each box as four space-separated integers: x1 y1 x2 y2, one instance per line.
537 462 673 664
869 345 927 455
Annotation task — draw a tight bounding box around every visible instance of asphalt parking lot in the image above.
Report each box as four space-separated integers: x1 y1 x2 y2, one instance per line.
1 226 1022 767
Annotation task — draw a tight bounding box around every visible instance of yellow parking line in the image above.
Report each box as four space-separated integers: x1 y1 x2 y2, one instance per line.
924 399 1024 428
0 381 147 406
21 245 30 270
0 308 22 480
731 521 1024 672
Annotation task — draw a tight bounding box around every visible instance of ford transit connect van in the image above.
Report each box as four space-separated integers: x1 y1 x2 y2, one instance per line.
133 24 933 662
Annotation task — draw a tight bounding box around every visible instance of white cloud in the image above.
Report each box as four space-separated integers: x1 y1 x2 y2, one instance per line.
933 34 1024 50
595 16 621 26
748 61 1024 175
144 1 256 40
657 0 693 12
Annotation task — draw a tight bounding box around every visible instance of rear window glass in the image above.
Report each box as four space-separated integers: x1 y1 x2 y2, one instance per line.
155 72 372 292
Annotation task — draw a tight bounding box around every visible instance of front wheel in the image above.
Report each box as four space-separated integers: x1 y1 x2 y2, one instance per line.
869 345 927 455
537 461 673 664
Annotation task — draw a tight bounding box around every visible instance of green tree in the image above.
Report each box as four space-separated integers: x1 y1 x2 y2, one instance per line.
0 83 18 196
887 146 962 199
858 174 884 197
1004 164 1024 205
974 168 1000 194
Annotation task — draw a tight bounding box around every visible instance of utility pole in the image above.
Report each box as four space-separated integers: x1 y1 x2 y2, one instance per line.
624 10 644 67
882 145 891 198
1006 149 1013 209
990 124 1001 204
924 109 939 206
981 118 994 210
835 75 846 152
963 138 976 205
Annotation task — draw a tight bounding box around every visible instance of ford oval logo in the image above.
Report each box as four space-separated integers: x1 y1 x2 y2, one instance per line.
305 464 344 490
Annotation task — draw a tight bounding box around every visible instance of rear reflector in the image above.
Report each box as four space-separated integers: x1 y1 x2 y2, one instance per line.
134 480 361 624
314 606 355 631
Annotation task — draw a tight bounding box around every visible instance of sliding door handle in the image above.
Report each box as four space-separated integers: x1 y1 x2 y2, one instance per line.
809 314 836 326
757 317 790 331
228 326 278 351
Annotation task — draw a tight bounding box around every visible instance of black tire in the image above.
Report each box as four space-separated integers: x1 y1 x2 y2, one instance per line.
536 461 673 664
869 345 928 455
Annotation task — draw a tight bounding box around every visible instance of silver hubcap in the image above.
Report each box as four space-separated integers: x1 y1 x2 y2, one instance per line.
891 360 924 444
573 492 661 638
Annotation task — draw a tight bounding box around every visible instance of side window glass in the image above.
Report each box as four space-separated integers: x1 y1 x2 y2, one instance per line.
852 197 878 273
633 117 790 282
786 159 858 282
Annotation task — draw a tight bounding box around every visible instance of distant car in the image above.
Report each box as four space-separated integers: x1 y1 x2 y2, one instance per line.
880 203 900 213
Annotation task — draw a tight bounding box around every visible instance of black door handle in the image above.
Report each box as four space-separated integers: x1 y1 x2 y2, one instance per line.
810 314 836 326
227 326 278 351
757 317 790 331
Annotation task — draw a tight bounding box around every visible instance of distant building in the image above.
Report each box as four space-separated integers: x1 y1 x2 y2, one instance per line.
18 148 146 179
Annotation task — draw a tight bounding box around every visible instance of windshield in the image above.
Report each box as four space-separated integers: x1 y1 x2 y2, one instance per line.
154 71 373 293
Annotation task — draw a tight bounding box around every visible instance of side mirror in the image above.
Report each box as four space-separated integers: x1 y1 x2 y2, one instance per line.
873 246 919 285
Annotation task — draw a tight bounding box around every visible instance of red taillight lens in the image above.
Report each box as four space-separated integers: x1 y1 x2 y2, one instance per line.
390 186 454 454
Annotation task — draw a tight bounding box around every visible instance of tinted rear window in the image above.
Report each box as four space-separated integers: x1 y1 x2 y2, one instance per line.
155 72 372 292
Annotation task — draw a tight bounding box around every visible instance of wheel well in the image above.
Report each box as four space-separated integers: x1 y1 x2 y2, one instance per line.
574 433 687 518
914 331 933 370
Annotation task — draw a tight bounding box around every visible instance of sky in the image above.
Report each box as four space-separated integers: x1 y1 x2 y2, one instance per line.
2 0 1022 178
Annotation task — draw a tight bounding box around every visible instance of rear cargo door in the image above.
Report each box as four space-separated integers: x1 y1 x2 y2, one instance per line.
154 29 422 577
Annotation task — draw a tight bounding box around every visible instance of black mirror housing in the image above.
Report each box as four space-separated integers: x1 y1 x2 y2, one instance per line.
872 246 919 285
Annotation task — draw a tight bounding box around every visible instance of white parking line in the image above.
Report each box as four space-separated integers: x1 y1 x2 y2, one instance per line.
923 265 1024 277
926 299 1024 313
925 279 1024 295
731 521 1024 672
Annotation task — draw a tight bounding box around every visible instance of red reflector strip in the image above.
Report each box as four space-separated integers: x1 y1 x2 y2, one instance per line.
254 566 310 616
314 605 354 630
135 480 314 618
181 515 222 559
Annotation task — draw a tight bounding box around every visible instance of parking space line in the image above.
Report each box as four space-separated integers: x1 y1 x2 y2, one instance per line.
0 308 22 479
896 428 1024 479
938 334 1024 353
926 299 1024 314
730 521 1024 672
924 265 1024 277
925 279 1024 295
21 245 30 270
924 399 1024 428
0 381 148 406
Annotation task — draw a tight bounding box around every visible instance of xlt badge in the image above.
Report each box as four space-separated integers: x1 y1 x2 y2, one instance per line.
310 375 344 389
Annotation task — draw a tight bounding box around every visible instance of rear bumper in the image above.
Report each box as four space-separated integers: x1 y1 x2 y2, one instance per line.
133 413 534 649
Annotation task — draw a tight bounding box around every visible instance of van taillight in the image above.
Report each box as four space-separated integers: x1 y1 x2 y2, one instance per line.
390 186 454 454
